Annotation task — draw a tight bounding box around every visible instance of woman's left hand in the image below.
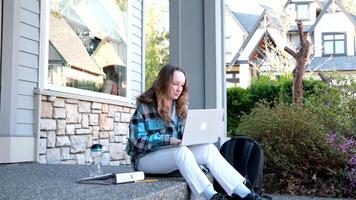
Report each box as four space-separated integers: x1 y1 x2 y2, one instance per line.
170 137 182 145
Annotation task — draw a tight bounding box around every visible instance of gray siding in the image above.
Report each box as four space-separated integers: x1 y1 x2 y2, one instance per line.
130 0 144 103
17 0 40 135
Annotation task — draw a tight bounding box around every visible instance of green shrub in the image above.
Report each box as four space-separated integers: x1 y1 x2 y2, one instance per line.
249 76 280 105
305 76 356 138
226 87 253 135
227 76 326 136
237 103 348 196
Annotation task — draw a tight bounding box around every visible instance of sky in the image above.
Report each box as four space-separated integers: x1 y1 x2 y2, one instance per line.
225 0 287 11
145 0 289 32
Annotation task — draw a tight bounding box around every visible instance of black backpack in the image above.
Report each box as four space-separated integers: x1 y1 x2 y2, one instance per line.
215 136 265 196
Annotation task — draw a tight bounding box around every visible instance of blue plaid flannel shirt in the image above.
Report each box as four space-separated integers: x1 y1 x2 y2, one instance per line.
126 102 185 170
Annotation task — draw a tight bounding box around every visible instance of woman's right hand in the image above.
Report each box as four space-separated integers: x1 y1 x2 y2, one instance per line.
170 137 182 145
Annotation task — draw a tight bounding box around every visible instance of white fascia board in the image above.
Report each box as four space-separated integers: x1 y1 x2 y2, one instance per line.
239 29 265 60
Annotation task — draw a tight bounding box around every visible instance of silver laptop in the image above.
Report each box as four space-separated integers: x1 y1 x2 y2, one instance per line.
180 109 224 146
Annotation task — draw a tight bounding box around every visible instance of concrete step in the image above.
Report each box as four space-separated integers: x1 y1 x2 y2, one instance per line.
0 163 351 200
0 163 191 200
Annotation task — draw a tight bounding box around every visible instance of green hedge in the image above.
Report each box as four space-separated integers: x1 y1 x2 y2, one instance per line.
227 76 324 135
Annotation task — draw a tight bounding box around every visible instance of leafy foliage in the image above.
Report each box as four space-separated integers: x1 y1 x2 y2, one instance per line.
230 75 356 197
145 2 169 88
237 103 349 197
227 76 324 135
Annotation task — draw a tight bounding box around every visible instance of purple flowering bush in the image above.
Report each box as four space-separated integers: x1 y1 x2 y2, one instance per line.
326 132 355 196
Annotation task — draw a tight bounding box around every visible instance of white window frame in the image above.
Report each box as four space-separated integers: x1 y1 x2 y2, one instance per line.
322 32 346 56
39 0 132 103
296 3 310 21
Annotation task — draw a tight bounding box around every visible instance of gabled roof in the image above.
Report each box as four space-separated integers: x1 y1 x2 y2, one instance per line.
288 25 313 33
309 0 356 32
224 5 248 36
92 38 126 68
306 56 356 72
228 9 266 67
49 14 105 76
231 11 263 34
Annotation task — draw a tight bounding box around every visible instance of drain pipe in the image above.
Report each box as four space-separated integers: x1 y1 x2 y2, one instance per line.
34 88 42 163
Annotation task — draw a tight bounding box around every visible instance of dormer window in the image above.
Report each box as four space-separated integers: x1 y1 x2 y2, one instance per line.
296 3 310 20
322 33 346 56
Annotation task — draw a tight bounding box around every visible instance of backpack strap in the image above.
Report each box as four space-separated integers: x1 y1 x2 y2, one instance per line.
223 138 237 165
240 140 254 180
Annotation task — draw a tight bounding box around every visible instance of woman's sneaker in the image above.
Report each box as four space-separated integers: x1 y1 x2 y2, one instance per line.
210 193 227 200
240 192 270 200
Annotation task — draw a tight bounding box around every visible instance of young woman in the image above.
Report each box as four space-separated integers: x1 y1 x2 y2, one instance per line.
126 64 262 200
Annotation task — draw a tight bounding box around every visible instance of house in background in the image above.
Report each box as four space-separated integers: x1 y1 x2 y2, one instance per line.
49 13 105 87
225 0 356 88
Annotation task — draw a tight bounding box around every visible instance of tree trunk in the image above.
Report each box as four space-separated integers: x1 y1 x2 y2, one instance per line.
284 21 310 106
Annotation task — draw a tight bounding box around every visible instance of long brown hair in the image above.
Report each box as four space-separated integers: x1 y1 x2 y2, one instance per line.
137 64 188 123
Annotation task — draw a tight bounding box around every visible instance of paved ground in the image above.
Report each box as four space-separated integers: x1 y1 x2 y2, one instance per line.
0 163 353 200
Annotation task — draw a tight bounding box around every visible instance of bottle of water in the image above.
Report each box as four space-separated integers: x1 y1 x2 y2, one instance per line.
89 144 103 177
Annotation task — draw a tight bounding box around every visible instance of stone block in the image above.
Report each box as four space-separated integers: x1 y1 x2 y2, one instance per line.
56 136 71 147
121 113 131 123
65 104 80 123
41 101 53 118
38 155 47 164
102 103 108 113
82 114 89 128
56 120 66 135
53 98 65 107
47 131 56 148
40 119 56 130
108 105 115 117
61 147 71 160
114 112 121 122
65 99 79 104
78 101 91 113
39 139 47 154
89 114 99 125
75 154 86 165
99 131 109 139
53 108 66 119
109 143 125 160
65 124 76 135
47 148 61 164
70 135 86 153
91 102 102 110
75 128 91 135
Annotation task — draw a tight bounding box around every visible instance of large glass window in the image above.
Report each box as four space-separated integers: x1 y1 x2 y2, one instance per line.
48 0 128 97
296 4 309 20
322 33 346 56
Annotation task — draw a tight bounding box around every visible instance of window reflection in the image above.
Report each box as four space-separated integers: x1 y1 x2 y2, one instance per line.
48 0 128 97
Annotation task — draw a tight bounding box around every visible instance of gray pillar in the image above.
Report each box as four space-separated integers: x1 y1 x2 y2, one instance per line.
170 0 226 137
170 0 225 110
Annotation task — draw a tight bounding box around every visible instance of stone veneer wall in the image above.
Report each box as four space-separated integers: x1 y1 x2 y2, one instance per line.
39 95 135 166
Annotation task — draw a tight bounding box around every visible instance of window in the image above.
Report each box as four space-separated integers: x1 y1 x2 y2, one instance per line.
225 36 232 54
48 0 128 97
296 4 309 20
322 33 346 56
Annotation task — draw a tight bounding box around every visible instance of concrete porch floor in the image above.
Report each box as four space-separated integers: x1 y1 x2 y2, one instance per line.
0 163 352 200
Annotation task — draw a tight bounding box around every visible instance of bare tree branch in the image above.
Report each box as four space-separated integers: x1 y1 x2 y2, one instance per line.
284 46 297 59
